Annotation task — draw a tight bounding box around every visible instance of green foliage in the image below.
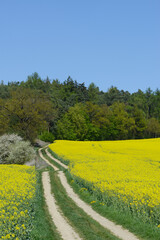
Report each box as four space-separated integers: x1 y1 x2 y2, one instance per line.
104 86 130 106
0 98 10 135
0 87 55 142
0 80 10 99
57 103 88 140
1 73 160 141
39 131 55 143
88 82 100 104
132 107 147 138
146 118 160 138
108 102 136 140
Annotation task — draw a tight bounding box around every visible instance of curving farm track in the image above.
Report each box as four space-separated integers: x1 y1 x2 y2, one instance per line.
39 147 140 240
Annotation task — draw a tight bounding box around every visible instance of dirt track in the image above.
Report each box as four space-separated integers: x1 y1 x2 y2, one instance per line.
42 171 82 240
40 147 140 240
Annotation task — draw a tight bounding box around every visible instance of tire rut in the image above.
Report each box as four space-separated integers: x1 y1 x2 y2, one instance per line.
40 149 82 240
39 147 140 240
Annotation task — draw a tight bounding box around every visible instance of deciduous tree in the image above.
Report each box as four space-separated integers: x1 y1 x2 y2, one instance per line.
0 88 54 142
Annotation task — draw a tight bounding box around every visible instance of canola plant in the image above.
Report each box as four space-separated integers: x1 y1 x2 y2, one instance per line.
49 139 160 224
0 165 36 239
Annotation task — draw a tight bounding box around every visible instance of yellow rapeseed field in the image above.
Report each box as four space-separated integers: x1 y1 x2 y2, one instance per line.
0 165 36 240
49 139 160 223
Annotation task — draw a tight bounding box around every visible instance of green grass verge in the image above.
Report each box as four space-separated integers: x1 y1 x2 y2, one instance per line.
30 168 62 240
49 170 120 240
41 148 65 171
65 171 160 240
47 148 160 240
48 147 70 165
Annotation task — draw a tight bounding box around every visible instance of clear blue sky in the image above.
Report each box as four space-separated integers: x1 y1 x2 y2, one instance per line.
0 0 159 93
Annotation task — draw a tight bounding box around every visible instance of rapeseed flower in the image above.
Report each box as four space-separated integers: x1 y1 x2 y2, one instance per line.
49 139 160 224
0 165 36 239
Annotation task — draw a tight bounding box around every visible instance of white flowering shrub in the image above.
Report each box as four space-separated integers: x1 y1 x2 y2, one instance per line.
7 141 36 164
0 134 36 164
0 134 22 164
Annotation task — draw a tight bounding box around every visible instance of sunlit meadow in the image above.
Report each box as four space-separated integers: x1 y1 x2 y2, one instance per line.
0 165 36 239
49 139 160 225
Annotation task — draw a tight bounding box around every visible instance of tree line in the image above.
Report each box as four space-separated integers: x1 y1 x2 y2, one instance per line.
0 72 160 142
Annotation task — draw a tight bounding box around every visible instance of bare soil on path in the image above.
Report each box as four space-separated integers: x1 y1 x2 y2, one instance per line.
42 171 82 240
39 148 59 171
45 148 68 169
40 147 140 240
58 171 139 240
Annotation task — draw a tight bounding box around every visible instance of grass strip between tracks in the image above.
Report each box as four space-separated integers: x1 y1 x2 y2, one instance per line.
49 170 120 240
30 165 62 240
41 148 120 239
47 147 160 240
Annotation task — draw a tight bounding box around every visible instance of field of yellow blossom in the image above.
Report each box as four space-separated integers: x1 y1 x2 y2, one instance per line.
49 139 160 225
0 165 36 240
